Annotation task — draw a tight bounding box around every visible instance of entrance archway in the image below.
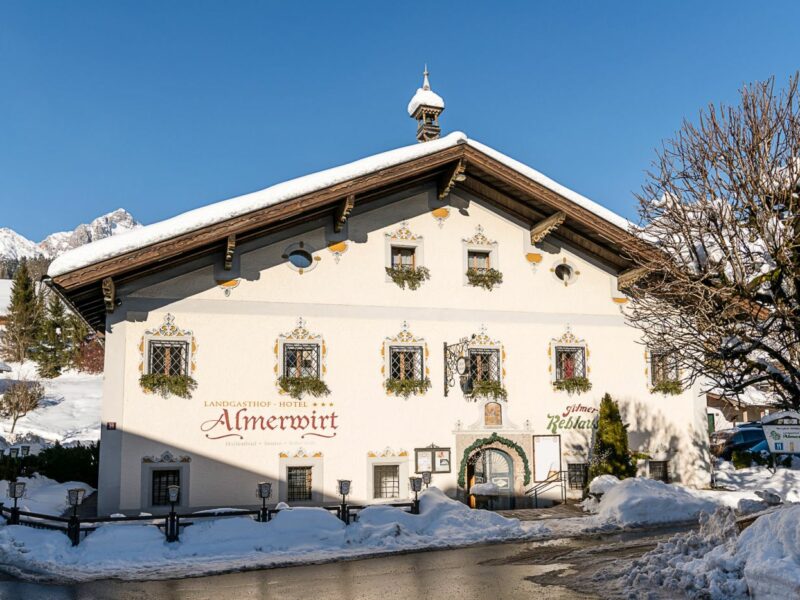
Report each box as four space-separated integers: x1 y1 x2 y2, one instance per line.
467 448 514 510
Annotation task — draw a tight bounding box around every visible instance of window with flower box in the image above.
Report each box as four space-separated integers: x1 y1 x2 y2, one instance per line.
467 250 491 272
650 352 679 386
391 246 416 269
390 346 423 381
469 348 500 383
283 344 320 379
148 340 189 377
555 346 586 380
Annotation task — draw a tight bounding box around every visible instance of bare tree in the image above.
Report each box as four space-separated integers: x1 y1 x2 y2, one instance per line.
0 380 44 434
624 73 800 409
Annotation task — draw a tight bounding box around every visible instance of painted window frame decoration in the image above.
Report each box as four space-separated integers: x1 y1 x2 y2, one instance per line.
414 445 452 474
282 241 321 275
384 221 425 278
275 318 328 397
382 321 431 398
549 326 592 394
140 314 197 377
462 225 500 287
550 257 581 287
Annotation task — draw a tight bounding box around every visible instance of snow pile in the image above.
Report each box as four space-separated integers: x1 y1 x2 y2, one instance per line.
0 487 528 582
469 482 502 495
625 507 748 599
592 477 718 527
588 474 619 495
627 505 800 599
0 362 102 445
712 462 800 503
0 475 95 515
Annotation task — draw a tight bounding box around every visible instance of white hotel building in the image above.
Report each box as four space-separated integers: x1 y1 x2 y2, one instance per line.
48 74 711 515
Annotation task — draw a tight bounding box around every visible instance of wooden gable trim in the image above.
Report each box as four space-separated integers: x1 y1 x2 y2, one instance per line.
530 211 566 245
53 145 467 289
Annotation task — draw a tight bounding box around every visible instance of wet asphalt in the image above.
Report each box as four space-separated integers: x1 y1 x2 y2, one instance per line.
0 526 692 600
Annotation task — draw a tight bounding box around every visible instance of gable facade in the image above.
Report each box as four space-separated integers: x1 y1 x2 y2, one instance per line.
93 183 710 514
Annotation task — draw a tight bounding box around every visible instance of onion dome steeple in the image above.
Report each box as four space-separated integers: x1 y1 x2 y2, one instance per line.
407 66 445 142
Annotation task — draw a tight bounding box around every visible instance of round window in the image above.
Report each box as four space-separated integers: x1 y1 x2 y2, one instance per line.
554 263 573 282
287 249 313 269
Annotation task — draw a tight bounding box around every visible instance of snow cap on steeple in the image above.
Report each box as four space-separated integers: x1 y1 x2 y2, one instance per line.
407 66 445 142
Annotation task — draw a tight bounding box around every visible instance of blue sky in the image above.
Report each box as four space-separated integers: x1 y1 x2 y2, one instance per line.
1 1 798 241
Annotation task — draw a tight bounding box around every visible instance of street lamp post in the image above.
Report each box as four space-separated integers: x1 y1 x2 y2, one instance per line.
409 477 423 515
166 484 180 542
7 481 25 525
257 481 272 522
67 488 86 546
337 479 351 524
8 447 19 482
421 471 432 489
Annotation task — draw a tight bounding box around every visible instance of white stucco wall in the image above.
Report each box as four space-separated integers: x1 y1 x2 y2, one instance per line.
97 187 711 514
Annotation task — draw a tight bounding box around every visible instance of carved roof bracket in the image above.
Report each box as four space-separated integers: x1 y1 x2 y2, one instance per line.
438 158 467 200
224 234 236 270
617 266 648 289
101 277 116 313
334 194 356 233
530 211 566 245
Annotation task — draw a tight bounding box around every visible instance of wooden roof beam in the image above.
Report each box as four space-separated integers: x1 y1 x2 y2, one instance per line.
618 266 648 289
438 158 467 200
530 211 566 245
224 234 236 270
333 194 356 233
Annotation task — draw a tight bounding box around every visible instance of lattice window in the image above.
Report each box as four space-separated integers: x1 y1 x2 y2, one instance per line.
648 460 669 483
390 346 423 380
467 250 491 272
148 341 189 376
151 469 180 506
567 463 588 490
391 246 416 269
650 352 678 385
469 348 500 382
287 466 312 501
283 344 320 379
555 346 586 380
373 465 400 499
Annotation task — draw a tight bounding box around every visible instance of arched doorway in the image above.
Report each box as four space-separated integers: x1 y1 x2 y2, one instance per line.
467 448 514 510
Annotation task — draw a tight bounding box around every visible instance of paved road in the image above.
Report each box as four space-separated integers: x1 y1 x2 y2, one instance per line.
0 526 691 600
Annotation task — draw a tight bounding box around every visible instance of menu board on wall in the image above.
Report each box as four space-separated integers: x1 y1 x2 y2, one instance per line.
415 446 451 473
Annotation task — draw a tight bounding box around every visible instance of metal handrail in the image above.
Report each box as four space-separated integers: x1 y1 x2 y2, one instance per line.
525 470 567 508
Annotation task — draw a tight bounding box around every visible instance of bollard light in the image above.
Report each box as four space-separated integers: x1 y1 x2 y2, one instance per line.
20 446 30 458
337 479 352 524
167 484 180 505
9 448 19 459
337 479 351 498
421 471 432 488
8 481 25 499
68 488 86 508
257 481 272 500
409 477 423 493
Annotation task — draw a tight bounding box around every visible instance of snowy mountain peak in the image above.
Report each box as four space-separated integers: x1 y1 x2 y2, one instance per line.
0 209 141 261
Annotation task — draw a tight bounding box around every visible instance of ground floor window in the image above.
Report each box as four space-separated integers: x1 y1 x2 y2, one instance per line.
287 466 313 501
648 460 669 483
373 465 400 499
566 463 588 490
151 469 180 506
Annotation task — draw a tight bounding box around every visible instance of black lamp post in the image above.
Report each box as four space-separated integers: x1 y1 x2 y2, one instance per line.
409 477 423 514
67 488 86 546
337 479 351 524
7 481 25 525
166 484 180 542
8 447 19 482
421 471 432 489
257 481 272 522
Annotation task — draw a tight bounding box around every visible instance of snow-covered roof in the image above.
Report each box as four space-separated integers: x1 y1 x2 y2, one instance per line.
0 279 12 315
407 70 445 116
0 361 11 373
48 132 632 278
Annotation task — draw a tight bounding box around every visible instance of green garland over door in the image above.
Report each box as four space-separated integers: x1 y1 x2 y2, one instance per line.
457 432 531 488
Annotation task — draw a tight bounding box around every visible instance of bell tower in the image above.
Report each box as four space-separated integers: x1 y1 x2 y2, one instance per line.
407 67 445 142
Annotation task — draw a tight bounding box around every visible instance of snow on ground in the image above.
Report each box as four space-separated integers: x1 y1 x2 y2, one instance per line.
0 488 549 582
0 475 95 515
0 362 102 447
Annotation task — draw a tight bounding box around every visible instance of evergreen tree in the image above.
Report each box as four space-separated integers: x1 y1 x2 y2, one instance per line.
33 294 69 378
65 311 90 369
589 394 636 480
0 261 40 362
